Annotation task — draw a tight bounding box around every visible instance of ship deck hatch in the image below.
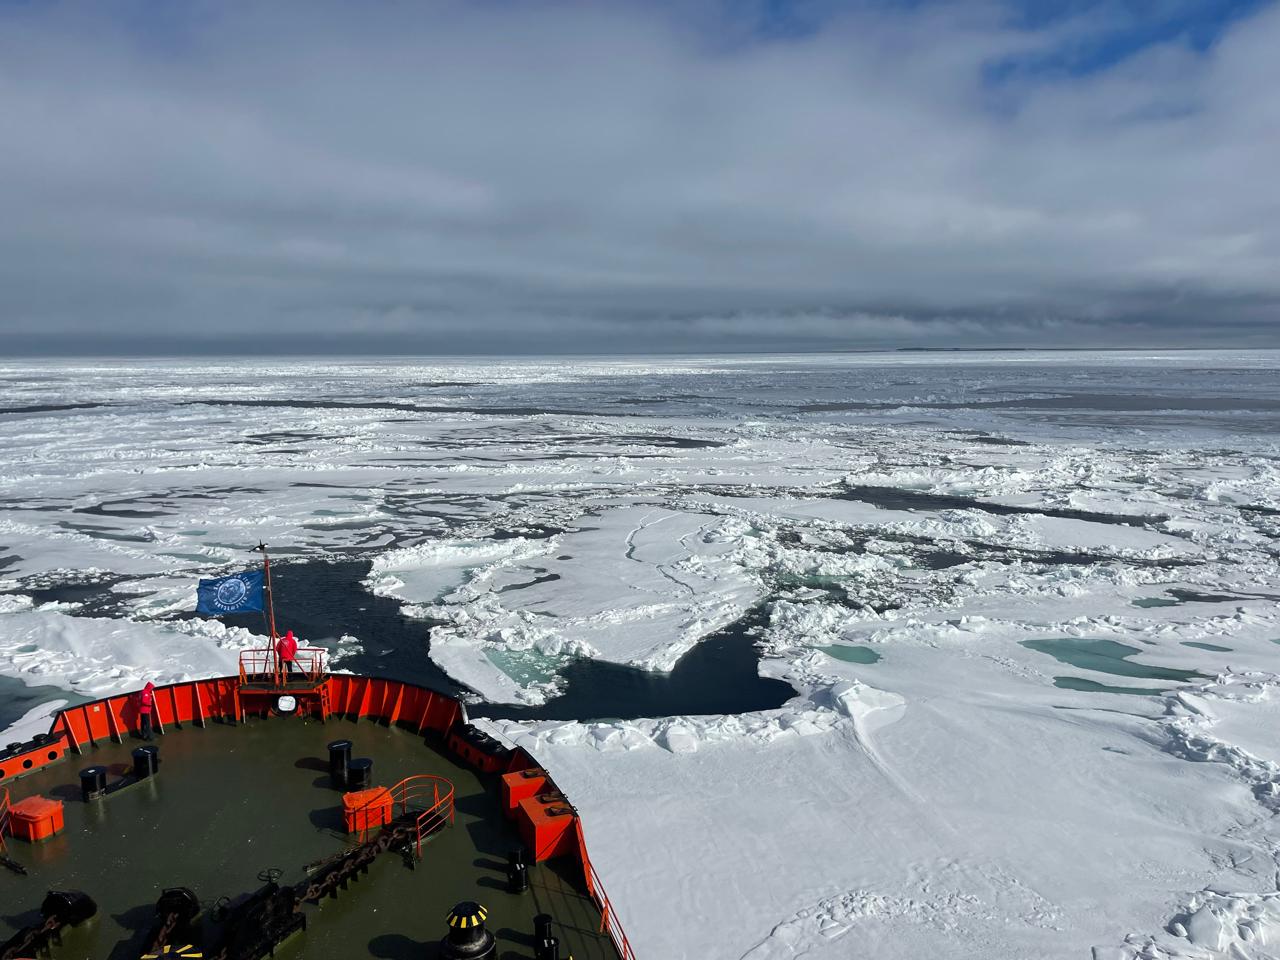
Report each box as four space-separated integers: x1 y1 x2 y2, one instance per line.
0 714 618 959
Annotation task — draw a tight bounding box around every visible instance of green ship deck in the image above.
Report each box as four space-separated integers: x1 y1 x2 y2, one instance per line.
1 713 617 959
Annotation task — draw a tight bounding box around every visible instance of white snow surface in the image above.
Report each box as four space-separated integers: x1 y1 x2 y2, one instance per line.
0 599 256 697
3 354 1280 959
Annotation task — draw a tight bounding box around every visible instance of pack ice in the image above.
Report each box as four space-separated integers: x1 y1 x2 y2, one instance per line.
2 352 1280 960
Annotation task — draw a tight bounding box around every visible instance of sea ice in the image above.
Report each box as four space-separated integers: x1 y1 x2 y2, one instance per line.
2 353 1280 960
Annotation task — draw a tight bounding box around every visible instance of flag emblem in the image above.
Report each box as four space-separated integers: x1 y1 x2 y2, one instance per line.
217 577 248 607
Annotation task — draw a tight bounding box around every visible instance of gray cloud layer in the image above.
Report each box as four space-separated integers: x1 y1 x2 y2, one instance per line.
1 0 1277 353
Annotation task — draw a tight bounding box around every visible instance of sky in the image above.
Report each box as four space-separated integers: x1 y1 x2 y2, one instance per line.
0 0 1277 355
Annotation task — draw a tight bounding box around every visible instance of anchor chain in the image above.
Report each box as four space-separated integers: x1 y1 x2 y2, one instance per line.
0 915 59 960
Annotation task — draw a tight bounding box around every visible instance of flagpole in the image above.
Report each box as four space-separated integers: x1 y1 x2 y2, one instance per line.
255 543 280 639
254 543 280 685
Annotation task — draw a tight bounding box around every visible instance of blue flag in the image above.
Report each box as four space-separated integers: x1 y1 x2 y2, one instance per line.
196 570 266 615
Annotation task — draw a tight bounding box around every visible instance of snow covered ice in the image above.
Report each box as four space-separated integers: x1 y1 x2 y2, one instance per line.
3 351 1280 959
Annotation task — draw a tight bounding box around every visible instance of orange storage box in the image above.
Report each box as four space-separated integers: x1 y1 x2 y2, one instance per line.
7 795 65 842
517 793 577 862
342 786 392 834
500 768 547 820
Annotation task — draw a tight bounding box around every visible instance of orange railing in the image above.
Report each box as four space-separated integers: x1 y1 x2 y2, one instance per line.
576 820 637 960
43 675 458 762
352 774 455 859
237 646 326 687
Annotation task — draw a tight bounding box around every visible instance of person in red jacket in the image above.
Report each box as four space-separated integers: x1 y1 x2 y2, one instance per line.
137 681 156 741
276 630 300 679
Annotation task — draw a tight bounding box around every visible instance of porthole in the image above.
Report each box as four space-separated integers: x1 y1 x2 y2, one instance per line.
47 750 59 761
22 758 33 769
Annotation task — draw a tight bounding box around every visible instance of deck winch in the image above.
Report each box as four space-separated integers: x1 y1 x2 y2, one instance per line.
143 886 201 956
210 876 305 960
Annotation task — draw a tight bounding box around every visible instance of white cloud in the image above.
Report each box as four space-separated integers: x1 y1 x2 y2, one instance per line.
0 0 1276 350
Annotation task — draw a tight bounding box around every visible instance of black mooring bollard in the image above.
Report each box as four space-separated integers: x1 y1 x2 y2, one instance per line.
131 745 159 780
506 858 529 894
441 900 496 960
347 757 373 791
533 914 554 943
79 766 109 802
327 739 353 789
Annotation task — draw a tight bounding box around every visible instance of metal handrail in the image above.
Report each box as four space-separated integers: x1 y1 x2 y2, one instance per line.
576 820 637 960
351 774 456 858
237 646 326 686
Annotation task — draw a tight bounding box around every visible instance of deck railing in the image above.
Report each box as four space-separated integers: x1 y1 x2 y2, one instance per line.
576 820 637 960
352 774 456 859
237 646 326 687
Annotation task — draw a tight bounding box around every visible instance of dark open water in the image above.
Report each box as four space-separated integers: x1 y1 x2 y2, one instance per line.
209 560 795 722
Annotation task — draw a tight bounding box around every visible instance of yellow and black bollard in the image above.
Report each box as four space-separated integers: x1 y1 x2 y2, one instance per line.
440 900 496 960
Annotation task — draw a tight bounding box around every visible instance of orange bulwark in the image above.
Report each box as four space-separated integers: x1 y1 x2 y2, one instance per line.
0 734 67 782
8 673 459 778
6 795 65 842
446 723 512 772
